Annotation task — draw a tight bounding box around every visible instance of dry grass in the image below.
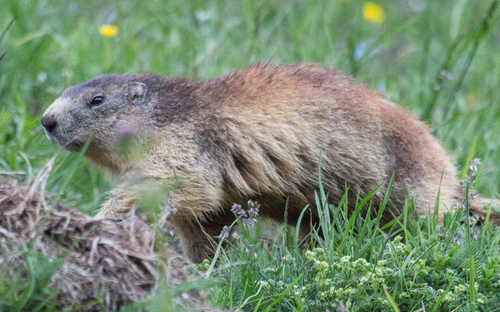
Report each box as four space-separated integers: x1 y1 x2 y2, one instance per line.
0 162 223 311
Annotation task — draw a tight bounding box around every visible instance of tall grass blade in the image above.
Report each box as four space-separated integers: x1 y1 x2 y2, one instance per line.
375 174 394 227
263 273 303 312
383 284 401 312
461 138 477 179
431 282 453 312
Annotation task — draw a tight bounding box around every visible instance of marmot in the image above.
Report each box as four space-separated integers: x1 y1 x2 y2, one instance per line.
41 63 498 262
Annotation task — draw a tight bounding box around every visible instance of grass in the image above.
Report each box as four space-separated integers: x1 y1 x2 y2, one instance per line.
206 167 500 311
1 0 500 311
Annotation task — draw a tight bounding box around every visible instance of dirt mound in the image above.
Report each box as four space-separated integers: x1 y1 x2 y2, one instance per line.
0 160 222 311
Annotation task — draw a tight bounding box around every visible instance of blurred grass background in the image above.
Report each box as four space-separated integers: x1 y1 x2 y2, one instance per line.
0 0 499 213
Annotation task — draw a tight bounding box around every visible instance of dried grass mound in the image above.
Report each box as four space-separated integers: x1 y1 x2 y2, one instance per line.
0 161 223 311
0 176 156 309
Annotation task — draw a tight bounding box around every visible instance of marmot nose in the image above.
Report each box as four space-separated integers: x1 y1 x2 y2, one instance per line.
41 115 57 133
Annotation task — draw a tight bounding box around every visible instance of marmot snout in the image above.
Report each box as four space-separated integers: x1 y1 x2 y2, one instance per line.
42 63 498 262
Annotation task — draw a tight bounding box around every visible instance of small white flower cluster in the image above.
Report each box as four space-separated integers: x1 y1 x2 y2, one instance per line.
340 256 350 263
359 266 394 286
282 253 297 264
388 235 407 254
305 250 316 261
313 259 329 272
437 289 455 302
257 280 270 290
289 285 307 305
318 285 356 303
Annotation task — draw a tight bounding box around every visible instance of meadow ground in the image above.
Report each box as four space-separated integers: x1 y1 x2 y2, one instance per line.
1 0 500 311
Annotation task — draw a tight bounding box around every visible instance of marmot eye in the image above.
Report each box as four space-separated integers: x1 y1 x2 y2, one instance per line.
90 96 104 106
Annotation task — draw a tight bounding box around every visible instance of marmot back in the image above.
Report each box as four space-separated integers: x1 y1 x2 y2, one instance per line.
41 63 498 262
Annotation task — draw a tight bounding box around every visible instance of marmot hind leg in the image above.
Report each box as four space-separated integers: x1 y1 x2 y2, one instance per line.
469 197 500 224
171 210 236 263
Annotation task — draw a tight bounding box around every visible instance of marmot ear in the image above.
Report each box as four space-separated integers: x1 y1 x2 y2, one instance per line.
129 82 147 104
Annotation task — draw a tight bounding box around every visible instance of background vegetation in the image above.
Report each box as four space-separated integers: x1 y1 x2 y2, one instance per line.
1 0 500 311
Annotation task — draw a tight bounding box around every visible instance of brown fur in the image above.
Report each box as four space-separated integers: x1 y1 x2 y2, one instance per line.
41 63 499 262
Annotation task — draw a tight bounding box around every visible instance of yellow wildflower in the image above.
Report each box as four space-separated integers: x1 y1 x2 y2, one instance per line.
99 24 119 38
199 259 211 271
363 2 385 24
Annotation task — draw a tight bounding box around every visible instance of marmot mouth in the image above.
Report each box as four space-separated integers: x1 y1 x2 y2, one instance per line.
64 140 84 152
43 129 56 142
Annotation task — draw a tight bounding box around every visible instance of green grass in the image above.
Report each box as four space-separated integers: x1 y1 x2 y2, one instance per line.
1 0 500 311
206 170 500 311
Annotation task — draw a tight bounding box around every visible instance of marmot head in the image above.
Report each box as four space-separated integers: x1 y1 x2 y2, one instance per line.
41 75 150 172
41 75 147 153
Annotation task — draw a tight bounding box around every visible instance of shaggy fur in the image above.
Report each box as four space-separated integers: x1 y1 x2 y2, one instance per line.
41 63 498 262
